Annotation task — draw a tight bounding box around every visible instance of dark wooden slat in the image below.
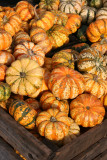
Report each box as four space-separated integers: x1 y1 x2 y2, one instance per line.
94 150 107 160
72 137 107 160
0 108 53 160
51 119 107 160
0 137 22 160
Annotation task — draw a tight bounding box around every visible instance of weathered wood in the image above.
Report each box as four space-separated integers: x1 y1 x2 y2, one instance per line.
72 137 107 160
0 137 22 160
0 108 53 160
94 150 107 160
51 119 107 160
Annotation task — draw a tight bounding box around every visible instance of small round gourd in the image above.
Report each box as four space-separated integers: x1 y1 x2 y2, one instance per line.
0 82 11 101
96 7 107 20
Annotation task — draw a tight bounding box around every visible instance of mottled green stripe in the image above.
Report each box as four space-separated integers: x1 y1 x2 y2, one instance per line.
24 116 36 127
13 101 25 117
17 107 31 122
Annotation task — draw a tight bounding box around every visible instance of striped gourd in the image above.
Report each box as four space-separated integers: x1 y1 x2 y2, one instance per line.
9 100 37 129
71 43 89 53
90 0 103 8
0 82 11 101
77 47 107 80
59 0 82 14
80 6 96 24
0 51 15 66
96 7 107 20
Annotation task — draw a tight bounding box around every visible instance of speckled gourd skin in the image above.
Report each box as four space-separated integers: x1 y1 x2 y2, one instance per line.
6 58 43 97
9 100 37 129
0 82 11 101
40 91 69 114
96 7 107 20
70 93 105 127
48 66 85 100
36 108 71 141
39 0 60 11
84 73 107 98
77 47 107 80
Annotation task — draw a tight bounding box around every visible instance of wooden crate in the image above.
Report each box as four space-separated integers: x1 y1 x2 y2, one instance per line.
0 0 107 159
0 108 107 160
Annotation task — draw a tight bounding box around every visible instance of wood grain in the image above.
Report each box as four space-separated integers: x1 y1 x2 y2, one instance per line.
0 137 22 160
51 119 107 160
72 137 107 160
0 108 52 160
94 149 107 160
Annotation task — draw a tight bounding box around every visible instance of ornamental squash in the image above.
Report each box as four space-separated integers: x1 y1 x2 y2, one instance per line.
70 93 105 127
0 51 14 65
71 43 89 52
86 19 107 42
77 47 107 80
48 66 85 100
36 108 71 141
77 25 88 42
91 38 107 55
101 94 107 107
52 49 75 69
13 41 45 66
29 5 55 31
39 0 60 11
46 24 70 49
0 65 7 81
65 14 82 34
0 82 11 101
0 10 22 36
80 6 96 24
0 29 12 50
43 57 52 71
6 58 43 97
15 1 34 21
59 0 82 14
9 100 37 129
25 98 41 114
30 27 52 54
40 91 69 114
96 7 107 20
13 31 31 46
84 73 107 98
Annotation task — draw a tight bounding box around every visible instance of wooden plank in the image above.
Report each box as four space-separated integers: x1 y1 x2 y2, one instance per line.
0 137 22 160
72 137 107 160
0 108 53 160
94 150 107 160
51 119 107 160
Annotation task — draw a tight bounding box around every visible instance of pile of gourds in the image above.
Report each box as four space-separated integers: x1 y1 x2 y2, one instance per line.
0 0 107 153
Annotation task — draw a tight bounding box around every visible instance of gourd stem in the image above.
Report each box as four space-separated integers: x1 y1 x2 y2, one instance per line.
34 5 39 20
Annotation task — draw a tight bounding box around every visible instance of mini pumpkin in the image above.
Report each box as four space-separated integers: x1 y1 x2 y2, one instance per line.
70 93 105 127
20 21 29 33
0 65 7 81
0 10 22 36
77 25 88 42
86 19 107 42
6 58 43 97
30 27 52 54
25 98 41 114
59 0 82 14
84 73 107 98
0 51 14 65
15 1 34 21
65 14 82 34
0 82 11 101
91 38 107 55
29 5 55 31
36 108 71 141
48 66 85 100
52 49 75 69
96 7 107 20
71 43 89 53
43 57 52 71
46 24 71 49
39 0 60 11
40 91 69 114
13 31 31 46
9 100 37 129
80 6 96 24
77 47 107 80
13 41 45 66
0 29 12 50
